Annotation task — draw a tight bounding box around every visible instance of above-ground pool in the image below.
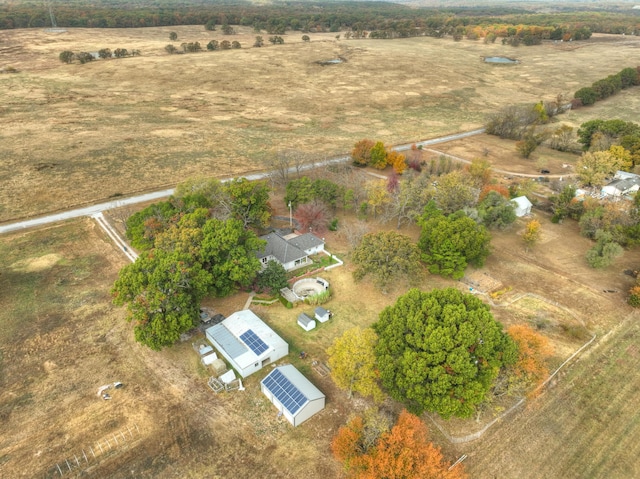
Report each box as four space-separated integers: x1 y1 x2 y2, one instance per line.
292 277 329 299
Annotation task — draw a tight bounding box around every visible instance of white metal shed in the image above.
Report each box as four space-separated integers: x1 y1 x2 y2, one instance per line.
261 365 325 427
206 310 289 378
511 196 533 217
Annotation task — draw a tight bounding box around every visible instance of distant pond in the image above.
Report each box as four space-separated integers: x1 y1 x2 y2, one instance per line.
484 56 519 64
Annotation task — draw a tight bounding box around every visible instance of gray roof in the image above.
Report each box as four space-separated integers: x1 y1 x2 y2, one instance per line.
607 177 640 192
298 313 314 327
257 232 306 264
207 323 248 359
287 233 324 252
315 307 329 316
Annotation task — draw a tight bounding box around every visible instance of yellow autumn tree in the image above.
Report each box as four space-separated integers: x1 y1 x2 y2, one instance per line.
522 219 541 251
386 150 407 174
327 327 383 401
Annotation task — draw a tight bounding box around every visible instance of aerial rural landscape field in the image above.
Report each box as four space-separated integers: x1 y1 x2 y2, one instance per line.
2 2 640 478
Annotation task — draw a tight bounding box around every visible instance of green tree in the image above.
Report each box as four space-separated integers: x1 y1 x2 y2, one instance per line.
113 48 128 58
199 218 265 296
206 40 219 51
59 50 74 63
302 34 310 42
574 87 598 106
76 52 94 64
165 44 177 54
373 288 517 418
550 185 582 223
418 203 491 279
125 200 179 250
169 31 178 41
231 41 241 49
253 35 264 47
285 176 314 209
327 327 384 401
98 48 112 59
369 141 387 169
112 250 210 350
433 170 477 214
351 231 422 290
477 191 516 229
225 178 271 228
256 260 288 294
586 230 623 268
204 20 216 31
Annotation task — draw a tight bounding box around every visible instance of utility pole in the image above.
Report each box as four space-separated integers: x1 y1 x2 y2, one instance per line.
288 201 292 228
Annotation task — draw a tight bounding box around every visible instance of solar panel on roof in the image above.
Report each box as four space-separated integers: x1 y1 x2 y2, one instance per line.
240 329 269 356
263 369 308 415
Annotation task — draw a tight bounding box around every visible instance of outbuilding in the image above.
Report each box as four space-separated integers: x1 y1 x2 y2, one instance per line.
297 313 316 331
261 364 326 427
314 307 331 323
206 310 289 378
511 195 533 217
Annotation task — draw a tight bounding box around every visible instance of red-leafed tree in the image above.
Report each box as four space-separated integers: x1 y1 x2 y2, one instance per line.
294 202 329 234
332 410 467 479
478 184 510 202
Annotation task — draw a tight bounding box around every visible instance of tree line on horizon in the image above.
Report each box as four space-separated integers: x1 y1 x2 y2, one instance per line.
2 1 640 39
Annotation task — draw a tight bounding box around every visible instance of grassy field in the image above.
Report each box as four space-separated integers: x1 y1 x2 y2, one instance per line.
1 27 640 221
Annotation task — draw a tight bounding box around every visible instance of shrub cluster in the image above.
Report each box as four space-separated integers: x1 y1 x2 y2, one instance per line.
573 67 640 106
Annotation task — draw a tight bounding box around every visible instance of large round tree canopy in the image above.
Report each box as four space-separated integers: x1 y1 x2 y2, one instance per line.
373 288 516 418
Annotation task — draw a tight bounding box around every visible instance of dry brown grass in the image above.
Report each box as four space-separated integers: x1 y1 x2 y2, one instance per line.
2 206 640 477
1 28 640 221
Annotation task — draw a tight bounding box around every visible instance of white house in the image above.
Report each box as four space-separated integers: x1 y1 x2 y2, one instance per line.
511 196 533 217
314 307 331 323
601 171 640 198
256 232 325 271
297 313 316 331
261 364 326 427
206 310 289 378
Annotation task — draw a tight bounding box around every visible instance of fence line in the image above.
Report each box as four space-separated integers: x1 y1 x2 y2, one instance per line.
48 423 140 477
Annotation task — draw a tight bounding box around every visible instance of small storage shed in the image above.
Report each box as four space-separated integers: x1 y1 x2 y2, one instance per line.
315 307 331 323
511 196 533 217
261 364 326 427
297 313 316 331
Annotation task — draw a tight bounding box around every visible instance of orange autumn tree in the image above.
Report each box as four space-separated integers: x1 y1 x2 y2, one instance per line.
507 324 554 395
478 184 510 202
332 410 467 479
386 150 407 174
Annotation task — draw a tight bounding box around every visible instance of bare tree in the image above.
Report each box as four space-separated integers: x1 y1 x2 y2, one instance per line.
340 220 371 250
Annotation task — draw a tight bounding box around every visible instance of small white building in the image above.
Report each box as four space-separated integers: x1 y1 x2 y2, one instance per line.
297 313 316 331
314 307 331 323
511 196 533 217
261 364 326 427
206 310 289 378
